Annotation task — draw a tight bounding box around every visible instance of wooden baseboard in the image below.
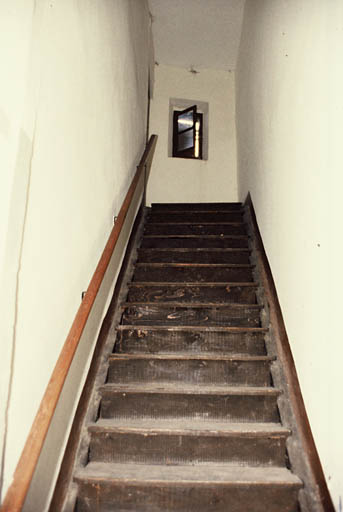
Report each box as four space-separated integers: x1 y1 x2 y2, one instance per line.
49 205 145 511
244 192 334 512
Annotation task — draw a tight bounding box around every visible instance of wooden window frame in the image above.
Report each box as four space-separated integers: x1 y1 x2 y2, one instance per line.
172 106 203 160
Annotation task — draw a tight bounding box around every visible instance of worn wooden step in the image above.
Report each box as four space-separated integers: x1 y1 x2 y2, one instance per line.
133 264 254 283
137 248 251 264
151 202 243 212
88 418 290 467
120 303 261 327
127 283 258 304
145 223 247 236
147 212 244 223
107 354 273 387
99 383 281 422
75 463 302 512
141 235 250 249
115 326 267 356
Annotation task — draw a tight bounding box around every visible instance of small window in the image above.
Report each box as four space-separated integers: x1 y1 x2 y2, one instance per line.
172 105 203 159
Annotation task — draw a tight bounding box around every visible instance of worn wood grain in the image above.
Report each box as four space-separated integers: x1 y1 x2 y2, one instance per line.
99 384 281 423
120 303 261 327
147 212 244 223
88 428 288 466
144 223 247 236
141 236 250 249
132 265 254 283
115 326 267 356
107 355 272 387
126 283 257 304
137 248 251 264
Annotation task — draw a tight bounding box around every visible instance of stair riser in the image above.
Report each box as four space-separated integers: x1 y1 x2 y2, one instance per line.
137 250 250 264
121 306 260 327
151 202 243 211
107 359 271 387
141 237 249 249
133 267 254 283
100 392 279 422
115 330 267 356
147 212 244 223
75 482 300 512
127 285 257 304
145 224 247 236
89 432 287 467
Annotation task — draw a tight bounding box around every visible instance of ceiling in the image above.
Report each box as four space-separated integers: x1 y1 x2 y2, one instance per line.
148 0 246 71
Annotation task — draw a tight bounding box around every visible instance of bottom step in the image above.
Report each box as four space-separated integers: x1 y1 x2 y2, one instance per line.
75 463 302 512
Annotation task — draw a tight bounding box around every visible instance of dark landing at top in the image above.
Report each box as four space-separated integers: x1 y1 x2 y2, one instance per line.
148 212 244 223
151 202 243 212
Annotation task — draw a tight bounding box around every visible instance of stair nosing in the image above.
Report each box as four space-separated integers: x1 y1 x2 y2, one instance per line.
88 419 290 437
75 462 302 486
100 383 281 396
109 354 274 362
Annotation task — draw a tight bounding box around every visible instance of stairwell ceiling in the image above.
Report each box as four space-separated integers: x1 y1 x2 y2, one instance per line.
148 0 246 71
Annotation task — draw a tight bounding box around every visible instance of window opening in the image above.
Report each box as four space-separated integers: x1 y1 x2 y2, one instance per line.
172 105 203 159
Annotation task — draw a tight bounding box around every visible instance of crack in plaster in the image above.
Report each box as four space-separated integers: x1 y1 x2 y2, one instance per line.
0 118 38 503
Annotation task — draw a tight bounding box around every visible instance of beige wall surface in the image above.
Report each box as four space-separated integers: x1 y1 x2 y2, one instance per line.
236 1 343 507
147 65 238 205
0 0 150 508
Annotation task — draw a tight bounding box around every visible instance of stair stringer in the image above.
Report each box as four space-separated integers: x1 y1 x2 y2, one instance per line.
243 202 333 512
50 207 149 512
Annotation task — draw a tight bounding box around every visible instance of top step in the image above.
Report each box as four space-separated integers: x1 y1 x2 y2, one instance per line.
151 203 243 212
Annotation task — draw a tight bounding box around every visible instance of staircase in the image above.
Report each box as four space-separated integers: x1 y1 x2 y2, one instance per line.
72 202 303 511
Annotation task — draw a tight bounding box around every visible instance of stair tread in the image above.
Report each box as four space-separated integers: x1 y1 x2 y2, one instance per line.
149 209 244 214
122 302 262 309
75 462 302 486
135 263 253 268
146 222 246 226
151 202 243 207
109 354 274 362
70 201 306 510
151 203 243 211
128 282 258 287
143 235 249 239
138 248 251 252
100 383 280 395
116 351 267 359
117 325 268 332
88 418 290 436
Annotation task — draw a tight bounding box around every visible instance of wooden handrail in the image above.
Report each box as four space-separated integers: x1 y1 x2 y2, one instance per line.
1 134 158 512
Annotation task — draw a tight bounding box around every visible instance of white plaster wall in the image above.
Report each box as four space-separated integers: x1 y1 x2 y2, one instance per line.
147 65 238 204
0 0 150 506
0 2 37 502
236 1 343 508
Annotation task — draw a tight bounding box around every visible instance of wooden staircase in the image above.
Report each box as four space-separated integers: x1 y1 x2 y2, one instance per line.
70 202 303 511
